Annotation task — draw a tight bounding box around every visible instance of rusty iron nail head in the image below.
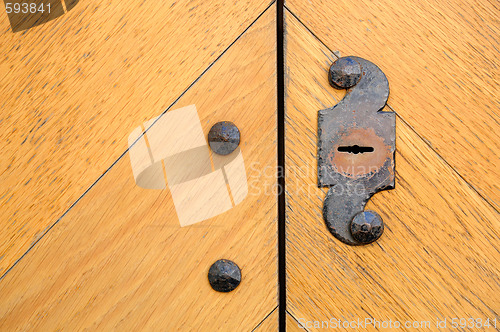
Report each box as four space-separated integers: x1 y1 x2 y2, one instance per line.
208 121 240 155
329 57 362 89
208 259 241 293
350 211 384 244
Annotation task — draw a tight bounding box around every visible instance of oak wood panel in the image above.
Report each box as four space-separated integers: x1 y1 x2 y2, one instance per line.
0 0 272 275
253 307 278 331
285 12 499 331
0 7 277 330
254 309 304 331
286 0 500 208
287 312 308 332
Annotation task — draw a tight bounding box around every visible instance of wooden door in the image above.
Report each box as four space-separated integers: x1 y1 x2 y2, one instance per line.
285 0 499 330
0 2 278 330
1 0 499 330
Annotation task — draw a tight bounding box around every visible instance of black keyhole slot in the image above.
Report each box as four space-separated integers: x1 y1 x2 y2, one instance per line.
337 145 374 154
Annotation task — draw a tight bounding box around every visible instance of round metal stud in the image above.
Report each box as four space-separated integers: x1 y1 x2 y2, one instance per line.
329 57 362 89
208 259 241 293
208 121 240 155
350 211 384 244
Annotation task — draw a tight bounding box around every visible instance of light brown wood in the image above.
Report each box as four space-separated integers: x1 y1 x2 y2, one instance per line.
286 0 500 208
253 307 279 331
254 309 306 331
287 312 308 332
0 0 272 275
0 7 277 330
285 11 499 331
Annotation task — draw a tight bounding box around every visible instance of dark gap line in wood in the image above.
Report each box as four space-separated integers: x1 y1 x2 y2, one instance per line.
251 305 279 331
277 0 287 331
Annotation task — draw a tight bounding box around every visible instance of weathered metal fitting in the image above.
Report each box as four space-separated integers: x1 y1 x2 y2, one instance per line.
328 57 362 89
208 121 240 155
318 56 395 246
350 210 384 244
208 259 241 292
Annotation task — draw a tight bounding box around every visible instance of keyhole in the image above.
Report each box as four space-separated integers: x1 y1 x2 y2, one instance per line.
337 145 374 154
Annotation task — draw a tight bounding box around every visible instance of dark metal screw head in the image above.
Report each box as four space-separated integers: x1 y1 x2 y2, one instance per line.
329 57 362 89
350 211 384 244
208 121 240 155
208 259 241 292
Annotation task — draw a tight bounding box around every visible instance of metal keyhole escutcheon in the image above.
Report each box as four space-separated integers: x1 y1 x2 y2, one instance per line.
318 56 396 245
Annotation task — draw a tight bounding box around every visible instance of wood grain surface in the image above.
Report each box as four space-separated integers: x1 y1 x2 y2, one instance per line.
0 0 272 275
253 307 279 331
287 313 308 332
0 6 277 330
286 0 500 208
285 10 499 331
253 309 306 331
